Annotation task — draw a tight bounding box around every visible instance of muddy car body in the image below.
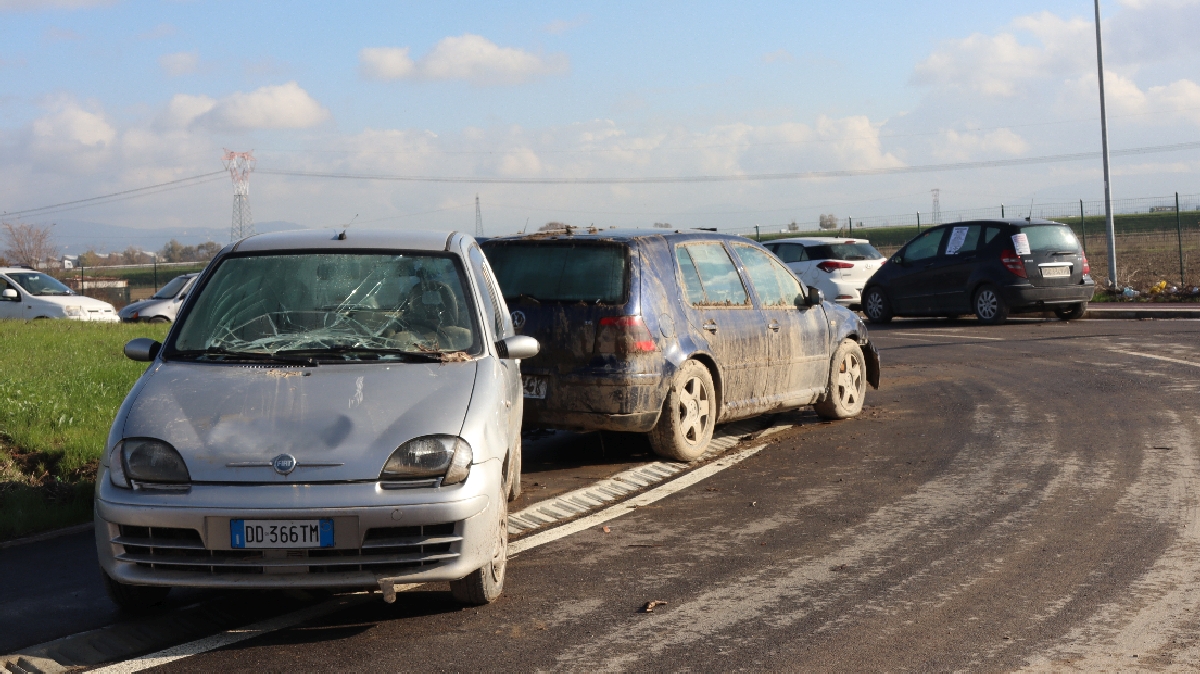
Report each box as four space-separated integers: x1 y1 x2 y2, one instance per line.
95 229 537 609
482 229 879 461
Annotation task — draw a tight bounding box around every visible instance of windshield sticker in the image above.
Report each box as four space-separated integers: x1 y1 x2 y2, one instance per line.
1012 233 1031 256
945 227 970 255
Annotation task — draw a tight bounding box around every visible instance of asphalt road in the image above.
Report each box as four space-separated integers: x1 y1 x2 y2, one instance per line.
5 317 1200 671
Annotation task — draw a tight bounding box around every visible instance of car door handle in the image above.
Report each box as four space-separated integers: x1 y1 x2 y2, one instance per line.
702 321 718 333
767 322 780 332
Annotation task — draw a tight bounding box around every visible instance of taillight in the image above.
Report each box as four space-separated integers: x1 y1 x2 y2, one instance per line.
596 315 656 354
1081 254 1090 275
1000 249 1028 278
816 260 855 273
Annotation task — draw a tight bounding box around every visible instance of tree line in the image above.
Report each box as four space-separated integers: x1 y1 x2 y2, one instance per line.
1 222 221 268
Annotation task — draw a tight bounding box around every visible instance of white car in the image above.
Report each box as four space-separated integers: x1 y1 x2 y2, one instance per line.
761 238 886 308
119 273 198 323
0 267 119 321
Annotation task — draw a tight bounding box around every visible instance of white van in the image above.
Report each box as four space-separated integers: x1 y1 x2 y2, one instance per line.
0 268 119 321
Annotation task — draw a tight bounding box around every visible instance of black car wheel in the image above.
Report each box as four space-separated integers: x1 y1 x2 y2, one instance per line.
1054 302 1087 321
973 284 1009 325
862 287 893 324
102 571 170 612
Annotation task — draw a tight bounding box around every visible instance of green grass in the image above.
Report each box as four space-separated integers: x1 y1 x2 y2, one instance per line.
0 319 169 539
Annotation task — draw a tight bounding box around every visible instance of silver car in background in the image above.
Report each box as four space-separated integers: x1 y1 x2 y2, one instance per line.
118 273 198 323
96 229 537 609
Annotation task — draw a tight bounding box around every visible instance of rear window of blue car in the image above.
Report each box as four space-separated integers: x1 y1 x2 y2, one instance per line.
483 242 628 304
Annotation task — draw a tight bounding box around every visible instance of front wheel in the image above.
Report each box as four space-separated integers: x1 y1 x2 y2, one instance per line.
102 571 170 612
449 494 507 605
862 287 893 324
648 360 716 462
973 285 1009 325
1054 302 1087 320
814 339 867 420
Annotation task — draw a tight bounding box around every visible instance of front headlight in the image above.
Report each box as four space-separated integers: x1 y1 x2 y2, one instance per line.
382 435 472 485
62 305 83 317
108 439 190 488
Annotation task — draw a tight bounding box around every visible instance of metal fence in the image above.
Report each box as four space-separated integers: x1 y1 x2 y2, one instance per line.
55 260 209 309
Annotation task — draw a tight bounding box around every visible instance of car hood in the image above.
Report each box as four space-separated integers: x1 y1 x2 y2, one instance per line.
119 298 169 317
34 295 114 310
120 359 478 482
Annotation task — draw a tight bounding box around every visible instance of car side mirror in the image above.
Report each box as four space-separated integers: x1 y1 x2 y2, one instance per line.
496 335 539 360
891 254 904 266
1 288 17 300
124 338 162 362
805 286 824 306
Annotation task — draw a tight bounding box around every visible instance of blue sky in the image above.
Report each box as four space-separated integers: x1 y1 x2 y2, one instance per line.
2 0 1199 248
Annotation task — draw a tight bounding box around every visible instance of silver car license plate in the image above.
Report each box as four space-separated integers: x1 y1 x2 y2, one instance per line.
1041 266 1070 278
231 518 334 549
523 375 548 399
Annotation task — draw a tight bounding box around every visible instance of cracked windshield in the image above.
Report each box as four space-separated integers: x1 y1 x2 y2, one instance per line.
171 252 477 361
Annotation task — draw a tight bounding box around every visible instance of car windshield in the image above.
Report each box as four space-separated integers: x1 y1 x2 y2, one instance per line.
483 242 628 304
8 272 74 296
169 252 478 361
151 275 192 300
1021 225 1081 252
803 243 883 261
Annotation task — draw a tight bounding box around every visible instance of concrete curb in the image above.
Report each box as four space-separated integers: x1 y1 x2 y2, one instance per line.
1084 306 1200 319
0 522 93 551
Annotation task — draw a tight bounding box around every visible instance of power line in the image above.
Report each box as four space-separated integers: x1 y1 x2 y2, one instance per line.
257 140 1200 186
2 171 226 219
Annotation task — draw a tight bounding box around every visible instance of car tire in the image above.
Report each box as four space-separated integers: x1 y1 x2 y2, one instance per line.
1054 302 1087 321
449 494 507 605
814 339 867 420
647 360 715 462
862 287 893 324
505 440 522 502
102 571 170 612
148 316 170 324
973 285 1009 325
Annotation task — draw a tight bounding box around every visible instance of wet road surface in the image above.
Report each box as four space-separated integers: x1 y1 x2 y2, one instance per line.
6 318 1200 671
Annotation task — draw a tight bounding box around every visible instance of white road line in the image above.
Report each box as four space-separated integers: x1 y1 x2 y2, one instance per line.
1110 349 1200 369
90 443 768 673
886 331 1006 341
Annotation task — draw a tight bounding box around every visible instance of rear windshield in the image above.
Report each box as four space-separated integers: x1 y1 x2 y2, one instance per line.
804 243 882 261
1020 225 1081 252
483 242 628 304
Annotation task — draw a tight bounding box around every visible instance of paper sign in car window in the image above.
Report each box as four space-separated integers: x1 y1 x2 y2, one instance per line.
945 227 969 255
1011 233 1031 255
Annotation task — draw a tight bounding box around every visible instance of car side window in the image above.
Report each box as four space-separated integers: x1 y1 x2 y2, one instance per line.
944 225 982 256
467 243 509 339
902 229 945 263
0 277 16 300
774 243 807 263
982 226 1001 245
676 243 750 306
735 245 803 307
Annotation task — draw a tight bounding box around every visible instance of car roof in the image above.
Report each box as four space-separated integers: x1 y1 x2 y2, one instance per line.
483 227 752 245
0 267 42 274
232 228 458 253
927 217 1065 228
766 237 872 245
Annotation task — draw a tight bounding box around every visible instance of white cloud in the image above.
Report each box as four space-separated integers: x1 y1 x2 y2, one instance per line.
762 49 793 64
26 98 116 172
359 34 568 85
202 82 329 130
934 128 1030 161
0 0 114 9
359 47 414 80
159 51 198 77
157 93 215 129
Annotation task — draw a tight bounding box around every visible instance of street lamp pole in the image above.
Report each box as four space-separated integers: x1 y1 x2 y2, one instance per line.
1094 0 1118 288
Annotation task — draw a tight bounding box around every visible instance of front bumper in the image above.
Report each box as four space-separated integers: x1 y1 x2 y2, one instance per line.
94 461 502 589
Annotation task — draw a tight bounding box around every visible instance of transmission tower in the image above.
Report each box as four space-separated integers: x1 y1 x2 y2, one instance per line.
931 188 942 225
223 149 256 241
475 194 484 237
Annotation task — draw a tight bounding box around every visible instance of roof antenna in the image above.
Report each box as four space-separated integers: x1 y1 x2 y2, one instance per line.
1026 198 1034 222
337 214 358 240
521 217 529 234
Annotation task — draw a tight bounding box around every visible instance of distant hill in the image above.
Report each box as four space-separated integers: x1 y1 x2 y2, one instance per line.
42 220 305 254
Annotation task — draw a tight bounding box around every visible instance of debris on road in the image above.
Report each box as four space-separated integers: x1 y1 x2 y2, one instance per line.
602 526 611 534
640 601 668 613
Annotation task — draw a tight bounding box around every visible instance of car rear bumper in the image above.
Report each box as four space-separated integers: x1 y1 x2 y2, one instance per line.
522 371 666 433
1001 282 1095 309
525 408 661 432
94 462 502 590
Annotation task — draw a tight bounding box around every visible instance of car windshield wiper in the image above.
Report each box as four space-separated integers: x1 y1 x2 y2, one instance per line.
276 347 447 363
170 348 319 366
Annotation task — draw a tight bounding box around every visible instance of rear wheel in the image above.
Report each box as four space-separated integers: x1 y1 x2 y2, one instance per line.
449 494 507 605
102 571 170 612
1054 302 1087 321
505 440 522 502
814 339 867 420
973 285 1009 325
862 287 893 324
648 360 715 462
148 316 170 324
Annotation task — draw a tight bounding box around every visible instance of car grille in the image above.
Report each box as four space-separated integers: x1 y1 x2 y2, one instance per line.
114 523 460 576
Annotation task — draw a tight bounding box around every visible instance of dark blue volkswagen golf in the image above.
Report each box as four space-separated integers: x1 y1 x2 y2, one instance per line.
482 228 879 461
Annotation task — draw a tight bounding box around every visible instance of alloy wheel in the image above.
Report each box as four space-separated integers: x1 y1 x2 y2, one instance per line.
836 352 864 408
976 290 998 320
677 376 712 445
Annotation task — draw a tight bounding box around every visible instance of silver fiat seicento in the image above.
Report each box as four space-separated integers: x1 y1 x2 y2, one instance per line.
95 229 537 609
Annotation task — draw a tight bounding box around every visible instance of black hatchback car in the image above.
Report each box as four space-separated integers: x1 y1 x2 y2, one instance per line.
861 218 1094 325
482 229 879 462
